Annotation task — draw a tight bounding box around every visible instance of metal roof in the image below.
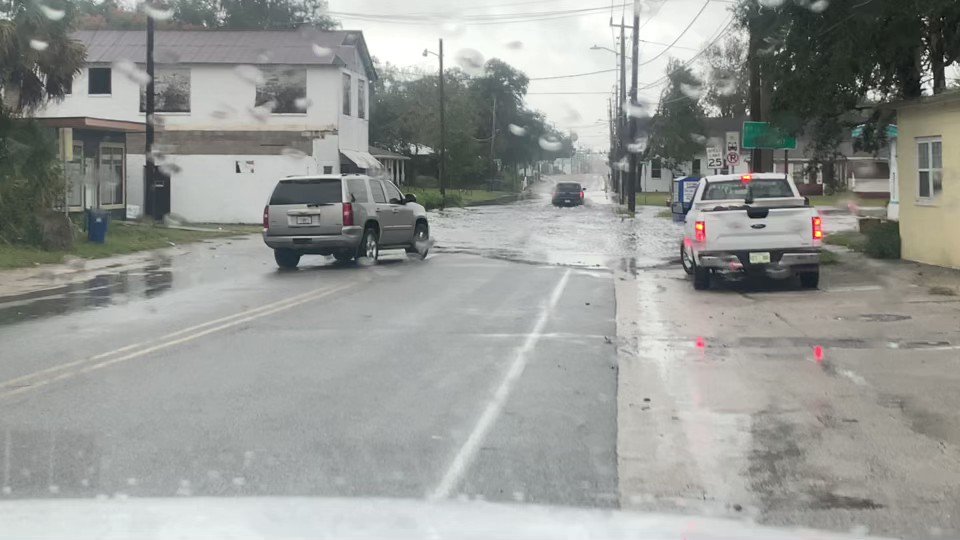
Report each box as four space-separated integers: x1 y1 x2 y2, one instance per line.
72 29 376 79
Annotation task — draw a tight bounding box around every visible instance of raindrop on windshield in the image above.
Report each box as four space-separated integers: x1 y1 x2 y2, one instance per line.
615 157 630 171
145 113 165 129
508 124 527 136
234 65 265 85
627 138 647 154
312 44 333 58
758 0 785 7
454 48 485 75
114 59 151 85
249 101 276 122
210 104 236 119
158 162 182 176
690 133 707 144
623 101 649 119
505 41 523 50
715 74 738 96
809 0 829 12
438 19 465 38
538 136 563 152
142 3 174 20
294 97 312 111
38 4 65 20
29 39 48 51
281 148 307 160
680 83 702 100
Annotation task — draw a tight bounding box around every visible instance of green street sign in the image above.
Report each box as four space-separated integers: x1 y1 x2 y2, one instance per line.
742 121 797 150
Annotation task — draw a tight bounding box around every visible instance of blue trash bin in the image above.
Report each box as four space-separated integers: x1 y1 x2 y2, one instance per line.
87 210 109 244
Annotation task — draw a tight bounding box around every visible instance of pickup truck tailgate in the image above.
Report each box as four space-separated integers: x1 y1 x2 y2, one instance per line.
702 206 817 252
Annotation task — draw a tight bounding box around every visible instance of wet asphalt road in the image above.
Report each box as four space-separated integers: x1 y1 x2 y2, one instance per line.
2 175 959 539
0 176 629 507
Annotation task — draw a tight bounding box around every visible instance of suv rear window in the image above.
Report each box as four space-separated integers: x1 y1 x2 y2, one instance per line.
557 183 582 191
703 179 793 200
270 179 342 205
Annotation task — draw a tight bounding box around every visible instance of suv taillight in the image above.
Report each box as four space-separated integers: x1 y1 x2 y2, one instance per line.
812 216 823 240
262 206 269 230
580 190 584 199
695 220 706 243
342 202 354 226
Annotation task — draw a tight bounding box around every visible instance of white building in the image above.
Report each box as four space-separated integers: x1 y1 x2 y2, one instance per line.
36 29 379 223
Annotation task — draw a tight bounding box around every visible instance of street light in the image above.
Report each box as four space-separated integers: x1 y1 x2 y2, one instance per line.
423 41 446 208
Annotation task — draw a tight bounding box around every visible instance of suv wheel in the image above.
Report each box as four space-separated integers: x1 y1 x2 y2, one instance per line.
274 248 301 269
358 227 379 264
406 222 429 259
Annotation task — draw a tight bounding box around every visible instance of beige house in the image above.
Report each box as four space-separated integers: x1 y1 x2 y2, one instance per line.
893 91 960 269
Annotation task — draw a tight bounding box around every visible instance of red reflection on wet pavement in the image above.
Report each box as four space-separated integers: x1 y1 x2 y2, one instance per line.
814 345 825 363
696 336 706 350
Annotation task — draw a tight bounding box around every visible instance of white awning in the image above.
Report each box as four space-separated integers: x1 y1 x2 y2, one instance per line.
341 149 382 170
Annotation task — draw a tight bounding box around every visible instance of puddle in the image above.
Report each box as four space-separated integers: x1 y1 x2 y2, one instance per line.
0 265 173 326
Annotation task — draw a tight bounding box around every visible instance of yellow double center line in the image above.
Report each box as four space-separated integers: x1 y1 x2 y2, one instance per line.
0 282 357 400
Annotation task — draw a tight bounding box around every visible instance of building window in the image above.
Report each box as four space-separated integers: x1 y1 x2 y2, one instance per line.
342 73 352 116
98 144 124 206
88 67 112 95
691 159 700 176
917 137 942 199
255 67 306 114
140 68 190 113
358 80 366 119
64 77 73 95
651 158 662 178
323 166 333 174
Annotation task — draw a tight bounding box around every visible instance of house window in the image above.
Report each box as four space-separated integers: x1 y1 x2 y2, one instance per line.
323 166 333 174
140 68 190 113
98 144 124 206
342 73 352 116
917 137 943 199
692 159 700 176
64 77 73 95
88 67 112 95
651 158 661 178
254 67 306 114
358 80 366 119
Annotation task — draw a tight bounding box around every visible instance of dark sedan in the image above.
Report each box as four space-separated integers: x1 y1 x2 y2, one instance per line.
552 182 584 207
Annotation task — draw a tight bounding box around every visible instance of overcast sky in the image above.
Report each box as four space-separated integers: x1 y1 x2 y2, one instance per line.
326 0 736 151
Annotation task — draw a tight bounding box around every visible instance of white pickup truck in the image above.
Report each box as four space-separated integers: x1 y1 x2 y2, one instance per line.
680 173 823 290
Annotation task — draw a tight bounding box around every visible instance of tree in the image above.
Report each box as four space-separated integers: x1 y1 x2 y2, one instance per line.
75 0 338 30
699 33 749 118
219 0 337 29
644 60 707 171
0 0 85 115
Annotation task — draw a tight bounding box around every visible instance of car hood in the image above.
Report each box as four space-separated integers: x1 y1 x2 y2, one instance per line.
0 497 890 540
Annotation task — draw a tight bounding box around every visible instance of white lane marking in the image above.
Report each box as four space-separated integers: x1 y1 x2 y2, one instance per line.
430 269 572 500
0 283 356 399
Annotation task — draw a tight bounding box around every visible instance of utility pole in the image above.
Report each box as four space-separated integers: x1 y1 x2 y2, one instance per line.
144 13 156 219
747 2 772 172
619 19 627 204
438 38 446 208
626 0 640 214
489 93 497 184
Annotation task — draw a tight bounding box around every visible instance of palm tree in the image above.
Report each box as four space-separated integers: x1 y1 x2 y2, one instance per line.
0 0 85 116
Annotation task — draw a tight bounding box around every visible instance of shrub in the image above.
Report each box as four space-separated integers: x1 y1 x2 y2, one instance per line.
413 190 463 211
864 220 900 259
0 118 65 246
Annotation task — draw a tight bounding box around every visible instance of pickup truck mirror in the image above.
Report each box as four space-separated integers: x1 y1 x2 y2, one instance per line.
671 201 685 214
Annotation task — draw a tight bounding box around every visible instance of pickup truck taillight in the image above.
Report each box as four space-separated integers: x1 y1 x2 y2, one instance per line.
812 216 823 240
695 221 706 243
342 202 354 226
262 206 269 230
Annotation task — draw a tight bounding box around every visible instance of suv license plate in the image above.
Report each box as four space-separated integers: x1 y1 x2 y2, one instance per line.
564 199 571 203
749 252 771 264
296 216 312 225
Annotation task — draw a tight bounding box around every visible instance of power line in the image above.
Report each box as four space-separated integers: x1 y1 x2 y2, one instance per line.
326 3 631 26
639 16 735 90
529 68 619 81
638 0 711 67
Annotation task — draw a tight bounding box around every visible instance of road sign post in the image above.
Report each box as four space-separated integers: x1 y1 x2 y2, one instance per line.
706 146 723 173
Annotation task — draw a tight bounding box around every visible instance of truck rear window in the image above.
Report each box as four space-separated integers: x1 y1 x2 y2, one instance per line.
557 183 582 191
703 179 793 200
270 179 342 205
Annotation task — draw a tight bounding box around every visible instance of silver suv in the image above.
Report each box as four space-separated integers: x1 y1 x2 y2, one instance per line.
262 174 429 269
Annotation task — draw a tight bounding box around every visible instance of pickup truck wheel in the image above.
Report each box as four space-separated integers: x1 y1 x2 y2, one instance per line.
799 269 820 289
274 248 301 269
693 263 711 290
680 243 694 275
